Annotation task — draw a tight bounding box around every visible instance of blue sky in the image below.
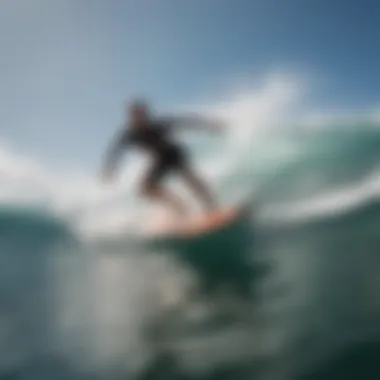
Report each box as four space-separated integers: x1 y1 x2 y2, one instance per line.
1 0 379 167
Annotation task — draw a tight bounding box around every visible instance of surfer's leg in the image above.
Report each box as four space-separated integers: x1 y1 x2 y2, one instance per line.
180 166 218 212
141 183 188 217
140 161 188 217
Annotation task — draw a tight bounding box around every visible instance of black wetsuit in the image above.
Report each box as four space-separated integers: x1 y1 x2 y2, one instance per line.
116 119 188 185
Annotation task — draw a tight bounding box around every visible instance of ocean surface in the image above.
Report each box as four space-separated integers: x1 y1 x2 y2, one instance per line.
0 125 379 380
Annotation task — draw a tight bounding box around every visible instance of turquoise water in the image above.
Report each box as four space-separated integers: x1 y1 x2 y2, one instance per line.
0 126 379 380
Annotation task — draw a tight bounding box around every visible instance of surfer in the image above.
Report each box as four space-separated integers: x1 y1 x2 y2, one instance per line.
101 99 223 217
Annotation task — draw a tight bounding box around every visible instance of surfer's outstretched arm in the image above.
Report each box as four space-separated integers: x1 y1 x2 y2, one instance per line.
101 130 128 182
165 114 224 133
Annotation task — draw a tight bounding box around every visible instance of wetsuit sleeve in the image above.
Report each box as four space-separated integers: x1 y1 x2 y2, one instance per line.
102 129 129 174
159 115 213 131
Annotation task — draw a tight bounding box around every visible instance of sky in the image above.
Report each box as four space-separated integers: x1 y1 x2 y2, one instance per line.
0 0 380 168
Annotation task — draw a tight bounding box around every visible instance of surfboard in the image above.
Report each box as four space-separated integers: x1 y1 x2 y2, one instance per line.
148 202 251 240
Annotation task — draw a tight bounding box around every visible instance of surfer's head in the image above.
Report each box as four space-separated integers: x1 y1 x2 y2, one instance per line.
128 99 151 126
